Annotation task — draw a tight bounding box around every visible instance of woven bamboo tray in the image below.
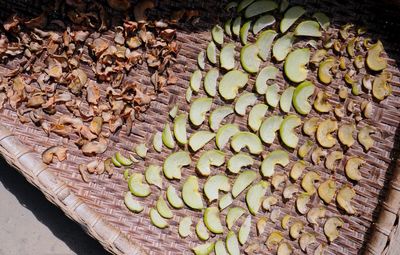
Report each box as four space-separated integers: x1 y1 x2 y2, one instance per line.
0 0 399 254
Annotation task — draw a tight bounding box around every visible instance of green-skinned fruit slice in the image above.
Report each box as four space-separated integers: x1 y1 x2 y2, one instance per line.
266 83 280 107
145 165 163 189
232 16 242 37
190 70 202 92
209 106 234 132
261 150 289 177
219 193 234 211
244 0 278 18
207 41 217 65
150 208 168 229
256 65 278 94
248 103 269 132
228 153 254 174
186 87 192 103
196 219 210 241
294 20 322 37
240 20 252 45
215 240 228 255
259 115 283 144
231 132 263 155
115 152 133 166
189 131 215 152
220 43 236 70
216 124 240 150
280 87 295 113
190 97 213 126
166 185 184 209
237 0 255 12
174 114 187 145
293 81 315 115
128 173 151 197
198 51 206 70
280 6 306 33
197 150 225 176
219 70 249 100
272 33 295 62
366 41 387 72
280 115 302 148
162 123 175 149
212 25 224 45
156 195 173 219
253 15 276 34
318 57 336 84
124 192 144 213
226 231 240 255
313 12 330 31
153 131 163 153
241 44 261 73
246 180 270 215
226 207 246 230
182 176 204 210
238 215 252 245
179 216 192 238
204 174 231 202
192 242 215 255
204 206 224 234
256 30 278 61
204 68 219 97
235 92 258 116
284 48 310 83
163 151 191 180
232 170 258 197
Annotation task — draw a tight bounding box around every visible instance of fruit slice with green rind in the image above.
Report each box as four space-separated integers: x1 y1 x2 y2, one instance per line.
280 6 306 33
256 30 278 61
182 176 204 210
153 131 163 153
196 219 210 241
219 193 234 211
204 174 230 202
294 21 322 37
162 123 175 149
219 70 249 100
238 215 252 245
192 242 215 255
244 0 278 18
145 165 163 189
256 65 278 94
240 20 252 45
226 207 246 230
220 43 236 70
248 103 268 131
237 0 256 12
124 192 144 213
204 68 219 97
174 114 188 145
246 180 270 215
166 185 184 209
115 152 133 166
280 87 295 113
228 153 254 174
163 151 191 180
232 170 258 197
231 132 263 155
313 12 330 31
150 208 168 229
241 44 261 73
261 150 289 177
128 173 151 197
156 195 173 219
259 115 283 144
186 87 192 103
215 240 228 255
318 57 335 84
293 81 315 115
204 207 224 234
280 115 302 148
189 131 216 152
212 25 224 45
198 51 206 70
216 124 240 150
366 41 387 72
232 16 242 37
190 70 202 92
207 41 217 65
226 231 240 255
284 48 310 83
272 33 295 61
197 150 226 177
235 92 258 116
189 97 213 126
224 18 232 37
253 15 276 34
209 106 234 132
266 83 280 107
179 216 192 238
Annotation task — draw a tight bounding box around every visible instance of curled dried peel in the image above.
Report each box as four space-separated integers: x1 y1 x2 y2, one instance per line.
338 123 356 147
324 217 344 242
318 179 336 204
316 119 338 148
358 125 375 151
345 157 365 181
337 185 356 214
314 91 332 113
325 151 344 171
301 171 320 195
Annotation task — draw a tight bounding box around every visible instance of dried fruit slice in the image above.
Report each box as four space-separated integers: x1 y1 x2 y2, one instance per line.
214 240 228 255
281 215 292 230
272 33 295 61
345 157 364 181
257 217 268 235
261 150 289 177
298 140 313 159
311 147 326 165
266 83 280 107
226 207 246 230
303 117 319 136
299 233 317 252
204 174 230 202
197 150 225 176
277 242 292 255
219 193 234 211
231 132 263 154
313 91 332 113
209 106 234 132
280 115 302 148
128 173 151 197
337 185 356 214
266 231 284 250
366 41 387 72
235 92 258 115
232 170 258 197
232 16 242 37
135 144 148 158
193 242 215 255
338 123 355 147
372 74 392 101
190 97 213 126
311 49 327 65
318 179 336 204
124 192 144 213
157 196 173 219
207 41 217 64
244 0 278 18
220 43 236 70
284 48 310 83
145 165 163 189
313 12 330 30
238 215 252 245
283 184 299 199
174 114 188 145
204 207 224 234
246 180 270 215
204 68 219 97
280 6 306 33
248 103 269 131
150 208 168 229
189 131 215 152
182 176 204 210
169 105 179 119
361 101 373 119
290 221 304 239
316 119 338 148
198 51 206 70
228 153 254 174
163 151 191 180
296 193 311 215
290 161 306 181
260 115 284 144
324 217 344 243
196 220 210 241
293 81 315 115
190 70 203 92
186 87 192 103
153 131 163 153
358 125 375 151
219 70 249 100
294 20 322 37
314 244 326 255
179 216 192 238
262 196 278 211
280 87 295 113
240 20 252 45
256 30 278 62
216 124 240 150
212 25 224 45
325 151 343 171
307 206 326 225
166 185 184 209
162 123 175 149
241 44 261 73
301 171 320 195
226 231 240 255
271 173 286 189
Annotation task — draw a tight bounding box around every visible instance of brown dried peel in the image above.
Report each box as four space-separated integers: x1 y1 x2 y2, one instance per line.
42 146 68 164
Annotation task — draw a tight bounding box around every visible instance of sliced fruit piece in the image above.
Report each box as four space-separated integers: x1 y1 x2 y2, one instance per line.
232 16 242 37
307 206 326 225
224 18 233 37
209 106 234 132
311 147 326 165
289 221 304 239
235 92 258 115
216 124 240 150
240 20 252 45
115 152 133 166
145 165 163 189
294 20 322 37
238 215 252 245
338 123 355 147
153 131 163 153
253 15 276 34
296 193 311 214
174 114 188 145
215 240 228 255
260 115 283 144
189 131 215 152
204 174 230 202
219 70 249 100
283 184 299 199
266 83 280 107
157 195 173 219
228 153 254 174
284 48 310 83
293 81 315 115
190 70 202 92
372 74 392 101
204 68 219 97
325 151 343 171
290 161 306 181
135 144 148 159
298 140 313 159
196 220 210 241
280 114 302 148
162 123 176 149
266 231 284 250
128 173 151 197
220 43 236 70
186 87 192 103
182 176 204 210
193 242 215 255
226 231 240 255
261 150 289 177
311 49 327 65
313 12 330 30
256 65 278 94
232 170 258 198
277 242 292 255
212 25 224 45
226 207 246 230
366 41 387 72
163 151 191 180
245 0 278 18
179 216 192 238
198 51 206 70
301 171 320 195
190 97 213 126
314 244 326 255
324 217 344 243
257 217 268 235
316 119 338 148
272 33 295 61
256 30 278 61
303 117 319 136
169 105 179 119
219 193 234 211
248 103 269 132
166 185 184 209
246 180 270 215
231 131 263 154
207 41 217 65
271 174 286 189
337 185 356 214
241 43 261 73
299 233 317 252
150 208 168 229
197 150 225 177
347 38 356 57
280 6 306 33
124 192 144 213
204 207 224 234
237 0 255 11
262 195 278 211
345 157 364 181
358 125 375 151
361 101 373 119
313 91 332 113
281 215 292 230
280 87 295 113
